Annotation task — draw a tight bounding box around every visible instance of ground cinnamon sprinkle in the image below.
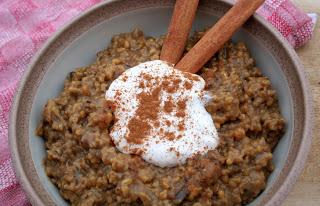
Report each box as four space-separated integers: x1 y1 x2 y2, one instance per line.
184 81 192 90
172 78 182 85
178 123 185 131
164 99 174 113
142 73 153 81
162 77 178 94
166 86 176 93
165 132 176 141
126 86 161 144
115 90 122 101
177 99 186 110
123 68 195 144
176 111 185 118
162 79 170 87
122 75 128 81
154 121 160 127
184 72 201 82
139 81 145 88
176 99 186 118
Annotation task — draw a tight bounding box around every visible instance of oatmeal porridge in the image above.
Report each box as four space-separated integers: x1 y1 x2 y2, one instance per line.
37 29 285 206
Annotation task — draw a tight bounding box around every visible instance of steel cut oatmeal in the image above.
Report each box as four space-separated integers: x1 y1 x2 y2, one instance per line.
37 29 285 206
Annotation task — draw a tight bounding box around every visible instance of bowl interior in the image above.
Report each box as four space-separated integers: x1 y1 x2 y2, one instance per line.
28 6 292 206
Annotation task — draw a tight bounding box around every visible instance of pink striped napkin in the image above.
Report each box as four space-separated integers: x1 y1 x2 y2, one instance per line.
0 0 317 205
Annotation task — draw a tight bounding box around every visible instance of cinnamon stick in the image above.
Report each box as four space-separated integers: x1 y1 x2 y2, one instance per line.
160 0 199 65
176 0 265 73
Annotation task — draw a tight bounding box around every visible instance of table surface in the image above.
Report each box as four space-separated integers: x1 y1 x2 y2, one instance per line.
282 0 320 205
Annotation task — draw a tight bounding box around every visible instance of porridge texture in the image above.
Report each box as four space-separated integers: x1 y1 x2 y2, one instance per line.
37 29 285 206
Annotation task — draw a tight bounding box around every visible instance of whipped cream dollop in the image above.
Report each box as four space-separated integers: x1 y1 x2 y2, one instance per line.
105 60 219 167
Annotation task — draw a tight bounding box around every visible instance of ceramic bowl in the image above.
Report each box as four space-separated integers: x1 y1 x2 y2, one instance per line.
9 0 313 205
